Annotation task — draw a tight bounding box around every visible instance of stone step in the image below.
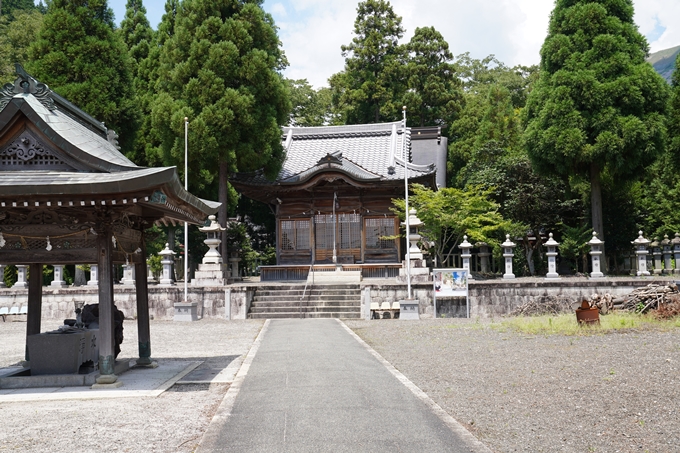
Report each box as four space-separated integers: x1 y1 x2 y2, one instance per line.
250 305 360 313
249 311 362 319
253 294 361 302
255 289 361 296
251 301 361 308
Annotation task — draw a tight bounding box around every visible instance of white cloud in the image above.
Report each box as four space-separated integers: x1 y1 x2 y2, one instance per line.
105 0 678 88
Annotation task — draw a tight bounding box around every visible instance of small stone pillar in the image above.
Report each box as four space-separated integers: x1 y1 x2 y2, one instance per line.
14 264 28 288
159 243 176 286
662 234 672 274
588 232 604 279
87 264 99 286
633 231 651 277
544 233 560 279
672 233 680 274
459 235 473 279
120 263 135 285
51 264 67 287
0 264 5 287
651 238 662 275
229 254 241 279
476 242 491 273
501 234 516 279
147 261 157 285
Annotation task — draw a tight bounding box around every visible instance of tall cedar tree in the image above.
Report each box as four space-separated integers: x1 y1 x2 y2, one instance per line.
1 0 39 20
0 9 43 84
331 0 405 124
403 26 463 128
670 53 680 156
28 0 138 154
523 0 669 245
119 0 154 163
149 0 289 259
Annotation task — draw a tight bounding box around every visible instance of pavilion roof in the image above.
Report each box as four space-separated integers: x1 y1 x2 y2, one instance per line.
0 66 218 225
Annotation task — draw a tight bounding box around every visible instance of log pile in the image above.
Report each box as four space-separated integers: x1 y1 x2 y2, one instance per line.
588 293 616 314
619 283 679 313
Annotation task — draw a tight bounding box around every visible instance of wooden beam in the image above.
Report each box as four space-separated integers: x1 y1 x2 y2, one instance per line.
0 249 98 265
96 227 117 382
134 235 152 365
25 262 43 361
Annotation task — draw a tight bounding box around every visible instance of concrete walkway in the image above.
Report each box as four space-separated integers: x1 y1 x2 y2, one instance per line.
198 319 491 453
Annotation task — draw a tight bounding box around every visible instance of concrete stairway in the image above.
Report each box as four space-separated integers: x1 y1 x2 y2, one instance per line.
248 284 362 319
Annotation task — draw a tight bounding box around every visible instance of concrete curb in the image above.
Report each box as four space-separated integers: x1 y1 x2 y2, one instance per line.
196 319 271 452
337 319 493 453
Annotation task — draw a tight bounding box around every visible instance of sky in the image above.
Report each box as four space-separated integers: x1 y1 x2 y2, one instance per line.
109 0 679 89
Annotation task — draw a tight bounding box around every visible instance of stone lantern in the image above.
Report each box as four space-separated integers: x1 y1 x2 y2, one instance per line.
120 259 135 285
158 243 176 285
633 231 651 277
544 233 560 279
199 215 226 264
0 264 5 287
501 234 516 279
476 242 491 273
671 233 680 274
651 237 662 275
661 234 672 275
588 232 604 279
459 235 473 278
404 208 424 261
88 264 99 286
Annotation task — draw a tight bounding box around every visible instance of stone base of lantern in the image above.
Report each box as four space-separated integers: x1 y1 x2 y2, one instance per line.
191 263 226 286
589 272 605 279
544 273 561 280
397 262 430 283
173 302 198 322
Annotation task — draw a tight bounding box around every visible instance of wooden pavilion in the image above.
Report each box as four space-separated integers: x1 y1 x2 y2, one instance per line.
0 65 218 385
230 122 440 267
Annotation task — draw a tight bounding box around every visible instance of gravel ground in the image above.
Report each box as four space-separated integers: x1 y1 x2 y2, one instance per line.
0 318 264 452
346 319 680 453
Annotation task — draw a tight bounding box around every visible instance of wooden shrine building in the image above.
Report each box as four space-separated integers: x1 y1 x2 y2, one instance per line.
0 65 218 385
231 122 444 266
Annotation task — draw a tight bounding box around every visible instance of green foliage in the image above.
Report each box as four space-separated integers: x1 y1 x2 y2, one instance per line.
3 264 16 287
1 0 39 21
669 52 680 156
559 224 592 273
286 79 337 126
392 183 514 267
331 0 405 124
447 54 537 182
28 0 139 154
0 9 43 84
402 26 463 128
523 0 670 242
148 0 290 201
119 0 154 164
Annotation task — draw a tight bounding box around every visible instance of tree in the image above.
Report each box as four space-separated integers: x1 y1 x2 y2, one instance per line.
330 0 405 124
402 26 463 128
1 0 38 21
523 0 670 248
286 79 337 127
27 0 138 153
0 9 43 84
119 0 154 163
392 183 514 268
148 0 290 260
669 52 680 156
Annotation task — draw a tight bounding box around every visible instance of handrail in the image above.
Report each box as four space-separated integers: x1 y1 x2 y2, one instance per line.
299 263 314 318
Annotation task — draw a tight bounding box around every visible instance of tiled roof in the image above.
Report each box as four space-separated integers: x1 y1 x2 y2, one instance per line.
232 122 435 186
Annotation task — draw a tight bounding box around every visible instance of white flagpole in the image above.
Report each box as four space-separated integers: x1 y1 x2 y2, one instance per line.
184 117 189 304
403 107 411 300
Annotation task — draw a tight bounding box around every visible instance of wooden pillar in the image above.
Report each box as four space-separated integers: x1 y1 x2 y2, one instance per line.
96 226 118 383
135 235 153 365
25 263 43 362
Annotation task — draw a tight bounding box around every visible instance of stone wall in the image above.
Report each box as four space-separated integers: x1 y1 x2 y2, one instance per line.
1 277 675 321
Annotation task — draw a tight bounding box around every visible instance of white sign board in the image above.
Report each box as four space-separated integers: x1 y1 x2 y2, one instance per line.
433 268 469 318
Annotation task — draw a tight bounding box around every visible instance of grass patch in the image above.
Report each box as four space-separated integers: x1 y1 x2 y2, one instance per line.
493 312 680 335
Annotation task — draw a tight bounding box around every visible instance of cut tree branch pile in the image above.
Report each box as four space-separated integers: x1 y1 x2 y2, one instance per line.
619 283 679 313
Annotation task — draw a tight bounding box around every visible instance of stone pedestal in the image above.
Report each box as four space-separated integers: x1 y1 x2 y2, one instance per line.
50 264 67 287
399 299 419 320
14 265 27 288
147 265 157 285
191 263 226 286
87 264 98 286
120 264 135 285
173 302 198 322
229 257 241 279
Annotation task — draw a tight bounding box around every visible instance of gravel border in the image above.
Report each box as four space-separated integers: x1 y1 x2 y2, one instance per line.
345 318 680 453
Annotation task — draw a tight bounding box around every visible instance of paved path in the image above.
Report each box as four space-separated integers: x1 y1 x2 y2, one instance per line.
198 319 490 452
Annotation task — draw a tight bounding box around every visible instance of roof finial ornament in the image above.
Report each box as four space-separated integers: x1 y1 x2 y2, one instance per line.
0 63 56 111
